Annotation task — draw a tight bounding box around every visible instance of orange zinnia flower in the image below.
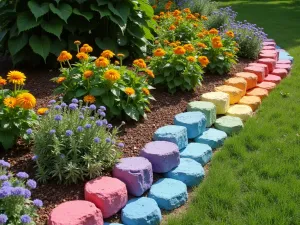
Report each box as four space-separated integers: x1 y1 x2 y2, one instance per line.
142 88 150 95
201 15 208 20
37 108 49 115
153 48 166 57
0 77 7 86
212 41 223 48
7 71 26 85
183 44 195 52
226 30 234 38
95 57 109 67
101 50 115 59
145 69 155 78
104 69 120 82
197 32 205 38
76 52 89 60
3 97 17 108
74 40 81 45
169 24 176 30
80 44 93 53
186 56 196 62
133 59 147 68
174 46 186 55
197 43 207 48
183 8 191 13
83 70 94 79
16 93 36 110
124 87 135 96
173 10 181 16
83 95 96 104
209 28 219 35
57 50 72 62
198 56 210 67
56 77 66 84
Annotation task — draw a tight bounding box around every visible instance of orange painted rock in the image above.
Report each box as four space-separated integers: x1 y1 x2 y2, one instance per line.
238 96 261 111
224 77 247 96
256 81 276 92
244 66 265 83
215 85 243 104
272 68 288 78
246 88 268 100
257 58 276 72
264 74 281 84
248 63 269 76
235 72 258 90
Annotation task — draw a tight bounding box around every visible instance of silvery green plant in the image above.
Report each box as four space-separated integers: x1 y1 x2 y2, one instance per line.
0 160 43 225
178 0 219 15
204 6 237 30
29 98 124 184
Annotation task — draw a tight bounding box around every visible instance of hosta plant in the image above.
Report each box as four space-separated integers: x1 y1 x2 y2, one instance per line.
52 43 155 121
0 160 43 225
30 100 123 184
0 71 38 150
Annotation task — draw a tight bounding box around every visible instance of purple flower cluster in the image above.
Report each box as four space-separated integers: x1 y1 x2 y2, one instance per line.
0 160 10 168
212 6 237 22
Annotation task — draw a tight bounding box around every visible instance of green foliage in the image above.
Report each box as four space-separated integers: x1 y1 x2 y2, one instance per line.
0 0 156 65
204 6 237 30
179 0 219 15
31 101 123 184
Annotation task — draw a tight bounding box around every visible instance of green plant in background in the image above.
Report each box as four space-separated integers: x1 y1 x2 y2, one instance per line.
30 100 123 184
204 6 237 30
178 0 219 15
53 43 155 121
0 0 156 66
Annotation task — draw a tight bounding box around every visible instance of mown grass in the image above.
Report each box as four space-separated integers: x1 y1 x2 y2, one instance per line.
165 1 300 225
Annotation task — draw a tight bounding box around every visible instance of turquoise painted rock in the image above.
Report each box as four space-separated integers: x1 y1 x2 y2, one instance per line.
194 128 227 149
214 116 243 136
153 125 188 150
180 143 212 166
187 101 217 127
174 112 206 139
165 158 205 187
148 178 188 211
121 197 162 225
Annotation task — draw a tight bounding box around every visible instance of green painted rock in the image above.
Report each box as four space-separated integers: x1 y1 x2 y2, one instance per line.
187 101 216 127
214 116 244 135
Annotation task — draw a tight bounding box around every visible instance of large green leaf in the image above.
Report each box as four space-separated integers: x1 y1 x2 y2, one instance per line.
73 8 94 21
91 4 110 18
17 12 41 33
97 0 109 6
50 39 67 56
90 87 105 96
8 32 28 56
123 105 139 121
95 37 117 51
28 1 49 20
0 131 15 150
108 2 122 19
127 24 144 39
109 15 126 34
102 94 114 108
29 35 51 62
49 3 72 23
41 17 64 39
0 30 8 42
116 2 131 23
75 88 88 97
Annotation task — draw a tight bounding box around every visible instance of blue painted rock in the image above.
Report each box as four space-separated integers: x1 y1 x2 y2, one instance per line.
121 197 162 225
165 158 205 187
180 143 212 166
153 125 188 150
214 116 244 136
140 141 180 173
187 101 216 127
112 157 153 197
104 223 123 225
194 128 227 149
148 178 188 211
174 112 206 139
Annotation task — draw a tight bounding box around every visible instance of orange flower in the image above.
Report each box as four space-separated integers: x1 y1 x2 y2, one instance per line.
186 56 196 62
152 5 157 9
201 15 208 20
197 32 205 38
76 52 89 60
117 53 125 58
169 24 176 30
186 14 196 20
224 52 234 57
95 56 109 67
115 60 120 65
16 93 36 110
56 77 66 84
83 70 94 79
133 59 147 68
195 13 200 18
0 77 7 86
37 108 49 115
209 28 219 35
142 88 150 95
173 10 181 16
7 71 26 85
74 40 81 45
124 87 135 96
164 40 170 45
101 50 115 59
83 95 96 104
212 41 223 48
3 97 17 108
57 51 72 62
183 8 191 13
183 44 195 52
226 30 234 38
174 46 186 55
197 42 207 48
165 1 172 10
160 12 165 16
169 42 177 47
145 69 155 78
104 69 120 82
176 41 181 45
153 15 160 20
198 56 210 67
80 44 93 53
212 36 221 42
193 23 199 27
153 48 166 57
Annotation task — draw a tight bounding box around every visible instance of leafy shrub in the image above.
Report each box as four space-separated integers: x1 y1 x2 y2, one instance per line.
0 0 155 65
30 100 123 184
204 6 237 30
177 0 219 15
0 71 38 150
193 28 238 74
0 160 43 224
53 44 155 121
221 20 267 59
149 44 208 93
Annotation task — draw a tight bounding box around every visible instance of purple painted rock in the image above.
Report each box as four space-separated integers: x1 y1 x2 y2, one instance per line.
275 63 291 71
140 141 180 173
84 176 128 218
113 157 153 197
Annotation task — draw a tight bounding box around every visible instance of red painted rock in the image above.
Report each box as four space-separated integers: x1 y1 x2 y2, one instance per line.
246 88 268 100
248 63 269 76
48 200 103 225
85 176 128 218
244 66 265 83
275 63 291 71
272 68 288 78
264 74 281 84
277 59 291 65
263 41 276 47
256 82 276 92
259 53 277 60
262 46 275 50
257 58 276 72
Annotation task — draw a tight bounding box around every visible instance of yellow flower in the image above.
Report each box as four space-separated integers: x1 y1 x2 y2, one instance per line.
153 48 166 57
197 42 207 48
37 108 49 115
145 69 155 78
101 50 115 59
193 23 199 27
16 93 36 110
80 44 93 53
169 24 176 30
115 60 120 65
224 52 234 57
198 56 210 67
124 87 135 96
226 30 234 38
56 77 66 84
76 52 89 60
234 47 239 52
57 51 72 62
173 46 186 55
201 15 208 20
117 53 125 58
142 88 150 95
3 97 17 108
104 69 120 82
74 40 81 45
83 95 96 103
133 59 147 68
169 42 177 47
183 44 195 52
209 28 219 35
0 77 7 86
95 57 109 67
83 70 94 79
7 71 26 85
164 40 170 45
186 56 196 62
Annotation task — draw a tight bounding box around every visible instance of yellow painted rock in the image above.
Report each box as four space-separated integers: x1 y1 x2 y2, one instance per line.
235 72 258 90
226 104 253 121
201 92 230 115
238 96 261 111
225 77 247 96
215 85 243 104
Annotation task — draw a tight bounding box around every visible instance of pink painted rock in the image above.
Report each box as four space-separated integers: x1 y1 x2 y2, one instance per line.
248 63 269 76
256 82 276 92
264 38 275 42
257 58 276 72
48 200 103 225
275 63 291 71
277 59 291 65
246 88 268 100
85 176 128 218
260 50 279 60
244 66 265 83
262 46 275 50
263 41 276 47
264 74 281 84
272 68 288 78
259 53 277 60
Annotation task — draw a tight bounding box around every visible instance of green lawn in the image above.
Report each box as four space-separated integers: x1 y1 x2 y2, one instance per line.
165 1 300 225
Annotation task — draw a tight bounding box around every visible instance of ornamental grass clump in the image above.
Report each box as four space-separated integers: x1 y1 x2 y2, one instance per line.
0 160 43 224
0 71 38 150
53 42 155 121
177 0 219 15
29 100 123 184
204 6 237 30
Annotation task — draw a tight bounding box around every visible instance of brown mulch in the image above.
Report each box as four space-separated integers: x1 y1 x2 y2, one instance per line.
0 59 250 224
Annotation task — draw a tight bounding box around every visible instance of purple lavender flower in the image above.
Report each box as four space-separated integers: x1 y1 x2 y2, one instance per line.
54 115 63 121
65 130 73 137
102 119 108 125
0 187 11 198
94 137 100 143
79 115 84 120
32 155 38 161
90 117 95 120
49 100 56 105
26 179 37 189
50 129 56 135
24 189 31 199
20 215 31 224
96 120 103 127
11 187 25 196
61 102 67 108
107 124 113 129
0 214 8 224
118 143 125 148
85 124 92 129
0 175 8 181
55 105 62 110
77 126 83 132
26 128 32 135
16 172 29 179
89 104 97 110
81 107 86 112
33 199 43 208
99 111 106 117
1 181 11 187
100 106 106 111
69 103 78 110
105 138 111 143
72 98 79 104
0 160 10 168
